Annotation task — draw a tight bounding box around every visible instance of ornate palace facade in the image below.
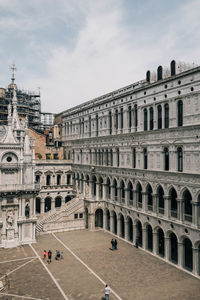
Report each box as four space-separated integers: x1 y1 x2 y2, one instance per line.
60 60 200 277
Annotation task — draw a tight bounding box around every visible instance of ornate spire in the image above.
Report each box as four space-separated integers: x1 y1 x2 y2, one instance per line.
11 85 21 130
11 64 17 88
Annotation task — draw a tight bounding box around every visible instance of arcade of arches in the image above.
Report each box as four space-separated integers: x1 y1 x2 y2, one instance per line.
75 171 200 277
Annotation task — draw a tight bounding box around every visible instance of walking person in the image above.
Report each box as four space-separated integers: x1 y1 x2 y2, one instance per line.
48 250 52 263
111 239 115 250
105 284 110 300
114 239 118 250
43 250 47 260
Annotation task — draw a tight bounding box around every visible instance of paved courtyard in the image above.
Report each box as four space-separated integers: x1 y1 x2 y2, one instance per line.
0 229 200 300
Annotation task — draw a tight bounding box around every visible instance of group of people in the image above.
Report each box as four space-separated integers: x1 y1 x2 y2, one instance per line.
43 249 63 263
110 238 118 251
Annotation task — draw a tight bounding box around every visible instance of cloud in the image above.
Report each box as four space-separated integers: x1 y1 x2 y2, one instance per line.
0 0 200 114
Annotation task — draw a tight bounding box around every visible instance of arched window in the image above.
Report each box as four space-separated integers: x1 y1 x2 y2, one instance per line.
143 148 148 169
46 175 51 186
132 148 136 168
177 147 183 172
57 174 61 185
128 106 132 129
178 100 183 127
171 60 176 76
183 190 192 222
115 109 118 130
164 148 169 171
116 148 120 167
134 104 138 130
164 103 169 128
96 114 99 136
150 107 154 130
157 186 164 215
144 109 148 131
109 111 112 134
157 65 163 80
136 183 142 208
89 116 91 137
147 184 153 211
110 149 113 166
35 175 40 183
146 70 150 82
157 105 162 129
120 107 123 129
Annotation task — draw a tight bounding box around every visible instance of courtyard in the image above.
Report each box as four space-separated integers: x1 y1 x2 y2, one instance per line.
0 229 200 300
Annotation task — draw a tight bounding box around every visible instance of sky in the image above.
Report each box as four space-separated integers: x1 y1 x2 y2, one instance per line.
0 0 200 113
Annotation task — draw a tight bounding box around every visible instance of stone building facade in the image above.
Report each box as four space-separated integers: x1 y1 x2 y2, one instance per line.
0 86 39 247
60 60 200 277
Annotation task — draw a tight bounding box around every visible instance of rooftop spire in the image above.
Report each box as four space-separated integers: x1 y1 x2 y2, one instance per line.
10 63 17 87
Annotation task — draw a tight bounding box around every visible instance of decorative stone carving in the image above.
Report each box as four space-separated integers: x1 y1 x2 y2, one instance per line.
6 210 14 227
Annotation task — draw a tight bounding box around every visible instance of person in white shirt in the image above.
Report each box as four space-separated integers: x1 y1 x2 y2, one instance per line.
105 284 110 300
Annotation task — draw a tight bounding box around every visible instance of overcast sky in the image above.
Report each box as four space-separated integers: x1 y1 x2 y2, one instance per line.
0 0 199 113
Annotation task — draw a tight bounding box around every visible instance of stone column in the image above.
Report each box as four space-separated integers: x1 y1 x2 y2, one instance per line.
142 192 147 211
89 180 93 199
102 183 107 201
154 104 158 130
117 187 121 204
103 211 107 229
164 196 170 219
193 247 198 276
117 217 120 237
192 201 198 226
165 237 170 261
96 183 100 201
125 188 129 206
142 228 147 249
177 198 183 222
124 220 128 240
178 242 184 268
88 213 95 231
110 214 114 233
41 198 45 214
133 190 137 208
111 185 114 202
153 232 158 255
133 223 137 245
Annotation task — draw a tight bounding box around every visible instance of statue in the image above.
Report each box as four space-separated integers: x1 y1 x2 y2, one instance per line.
6 210 14 227
25 203 30 218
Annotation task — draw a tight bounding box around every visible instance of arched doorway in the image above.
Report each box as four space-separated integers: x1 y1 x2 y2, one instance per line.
147 224 153 251
85 208 88 229
113 211 117 234
183 238 193 271
105 210 110 231
169 232 178 264
45 197 51 212
127 217 133 242
95 209 103 228
119 214 125 238
136 220 142 247
36 197 41 214
55 196 62 208
158 228 165 257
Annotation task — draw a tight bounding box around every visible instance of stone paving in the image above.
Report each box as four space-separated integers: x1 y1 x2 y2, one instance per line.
0 229 200 299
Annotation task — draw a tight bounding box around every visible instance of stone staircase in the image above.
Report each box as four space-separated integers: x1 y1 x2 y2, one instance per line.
36 197 84 234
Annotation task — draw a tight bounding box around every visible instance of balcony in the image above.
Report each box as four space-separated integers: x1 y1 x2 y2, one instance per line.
148 205 153 212
170 210 177 218
158 207 165 215
41 184 73 191
184 214 192 223
0 183 40 192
